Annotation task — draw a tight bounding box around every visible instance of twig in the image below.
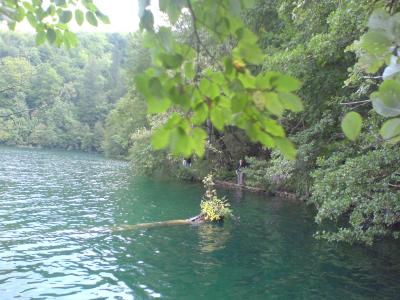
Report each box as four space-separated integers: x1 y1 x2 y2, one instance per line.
362 75 382 79
186 0 224 71
340 99 371 105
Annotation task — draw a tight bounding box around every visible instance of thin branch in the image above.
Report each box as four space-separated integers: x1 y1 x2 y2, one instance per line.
340 99 371 105
362 75 382 79
186 0 224 71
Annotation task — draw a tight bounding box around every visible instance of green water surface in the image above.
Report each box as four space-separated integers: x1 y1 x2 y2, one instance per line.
0 146 399 299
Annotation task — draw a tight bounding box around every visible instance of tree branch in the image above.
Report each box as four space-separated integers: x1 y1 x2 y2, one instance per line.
340 99 371 105
186 0 224 71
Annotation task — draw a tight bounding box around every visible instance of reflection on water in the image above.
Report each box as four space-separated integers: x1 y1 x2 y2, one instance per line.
1 146 400 300
197 223 231 253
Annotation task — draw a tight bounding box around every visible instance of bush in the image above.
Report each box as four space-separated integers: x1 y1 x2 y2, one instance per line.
200 174 232 221
243 152 295 192
310 145 400 245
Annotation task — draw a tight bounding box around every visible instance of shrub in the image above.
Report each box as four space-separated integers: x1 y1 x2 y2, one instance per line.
310 145 400 245
200 174 232 221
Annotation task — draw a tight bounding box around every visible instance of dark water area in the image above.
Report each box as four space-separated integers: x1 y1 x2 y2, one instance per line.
0 146 399 299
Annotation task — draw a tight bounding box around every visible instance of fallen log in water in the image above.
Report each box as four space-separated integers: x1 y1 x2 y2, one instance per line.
111 214 206 233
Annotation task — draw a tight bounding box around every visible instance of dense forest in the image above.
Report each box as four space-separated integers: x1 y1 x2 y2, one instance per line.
0 32 127 151
1 0 399 245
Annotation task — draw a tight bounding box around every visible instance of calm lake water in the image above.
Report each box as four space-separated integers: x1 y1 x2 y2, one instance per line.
0 146 399 299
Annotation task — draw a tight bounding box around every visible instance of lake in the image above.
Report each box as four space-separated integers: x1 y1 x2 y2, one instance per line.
0 146 399 299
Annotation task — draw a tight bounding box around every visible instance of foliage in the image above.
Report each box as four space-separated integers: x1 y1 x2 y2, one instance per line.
0 32 127 151
128 127 173 176
137 0 303 160
200 174 232 221
0 0 109 47
343 6 400 142
243 152 295 192
103 91 148 158
310 145 400 245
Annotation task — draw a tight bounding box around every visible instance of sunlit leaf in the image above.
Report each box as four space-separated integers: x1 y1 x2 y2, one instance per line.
192 127 207 157
279 92 303 112
35 31 46 45
265 92 283 117
152 127 170 149
341 112 362 141
275 138 296 160
380 118 400 142
371 80 400 117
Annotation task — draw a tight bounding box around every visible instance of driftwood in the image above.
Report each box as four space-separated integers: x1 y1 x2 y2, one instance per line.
111 214 206 233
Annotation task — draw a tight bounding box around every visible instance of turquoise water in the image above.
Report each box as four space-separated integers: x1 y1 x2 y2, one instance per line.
0 146 399 299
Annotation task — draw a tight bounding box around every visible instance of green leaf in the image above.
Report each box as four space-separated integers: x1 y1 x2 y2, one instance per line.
152 127 170 149
255 73 272 89
238 72 256 89
159 0 185 24
75 9 84 25
82 0 97 11
170 128 192 157
232 93 249 112
341 112 362 141
148 77 164 99
64 31 77 48
240 0 256 9
360 30 392 57
15 6 25 22
86 11 98 26
265 92 283 117
275 138 296 160
279 92 303 112
159 53 183 69
46 28 57 43
371 80 400 117
140 9 154 31
258 131 275 148
192 103 208 125
210 106 225 130
183 62 195 80
55 0 67 6
26 12 36 28
147 97 171 114
96 11 110 24
157 27 173 50
23 2 34 12
368 8 390 31
252 91 265 110
35 31 46 45
274 75 301 92
380 118 400 142
59 10 72 23
192 127 207 157
234 41 264 64
263 119 285 137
